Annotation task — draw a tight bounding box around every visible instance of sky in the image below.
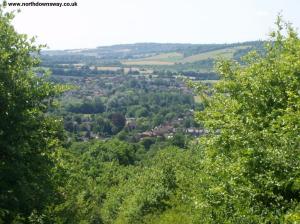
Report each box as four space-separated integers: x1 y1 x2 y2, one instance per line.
6 0 300 50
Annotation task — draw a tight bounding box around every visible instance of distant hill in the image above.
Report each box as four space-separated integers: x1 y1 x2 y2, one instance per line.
43 41 264 58
41 41 265 72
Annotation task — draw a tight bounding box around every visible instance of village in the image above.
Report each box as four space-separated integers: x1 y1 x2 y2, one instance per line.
52 72 204 143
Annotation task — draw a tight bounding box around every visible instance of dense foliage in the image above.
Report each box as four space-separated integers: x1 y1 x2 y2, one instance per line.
66 97 105 114
191 18 300 223
0 6 67 223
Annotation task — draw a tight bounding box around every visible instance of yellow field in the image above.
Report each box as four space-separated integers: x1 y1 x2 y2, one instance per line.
122 60 175 65
97 66 122 71
140 52 184 61
180 46 250 63
122 52 183 65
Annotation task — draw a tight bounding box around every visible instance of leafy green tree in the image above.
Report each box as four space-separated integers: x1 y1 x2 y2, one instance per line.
109 113 126 133
50 139 141 223
100 147 202 224
67 97 105 114
171 132 186 148
192 17 300 223
0 6 67 222
141 137 155 150
92 115 113 136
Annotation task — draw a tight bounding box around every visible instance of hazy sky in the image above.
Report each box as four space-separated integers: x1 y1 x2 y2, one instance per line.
7 0 300 50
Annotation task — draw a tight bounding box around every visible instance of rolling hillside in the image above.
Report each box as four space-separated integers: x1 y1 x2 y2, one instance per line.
42 41 264 72
122 45 252 66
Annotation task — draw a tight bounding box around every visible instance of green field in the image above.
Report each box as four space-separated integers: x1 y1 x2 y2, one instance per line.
122 46 250 66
